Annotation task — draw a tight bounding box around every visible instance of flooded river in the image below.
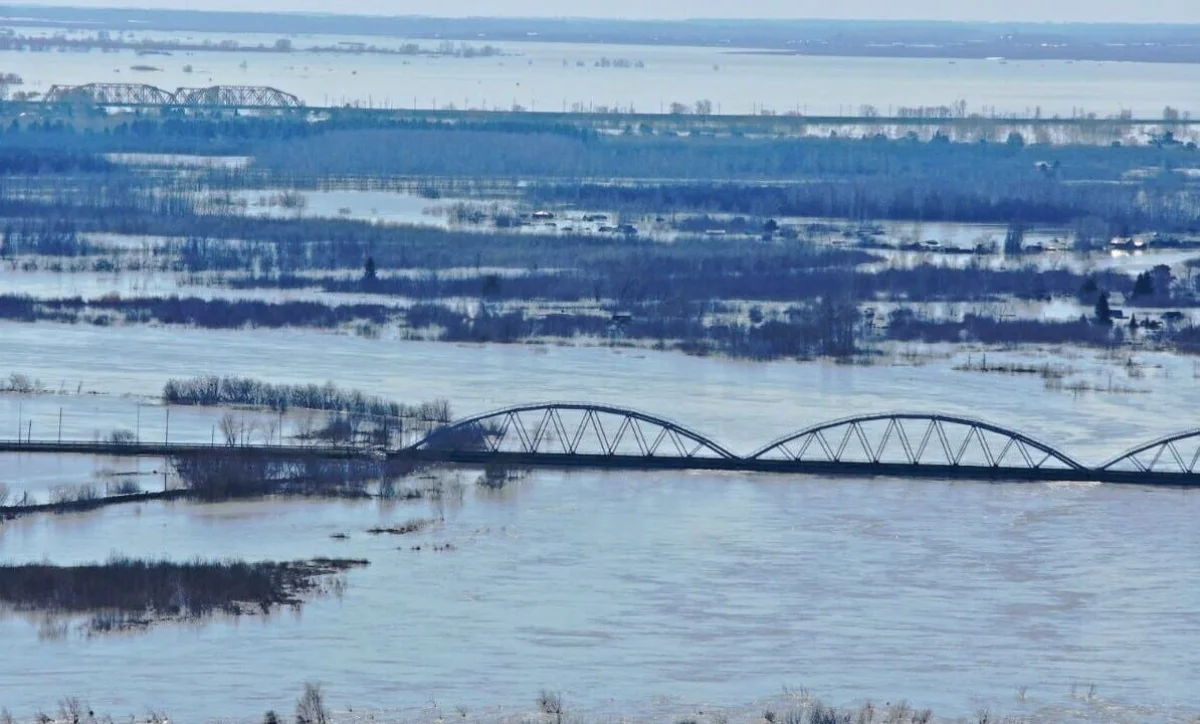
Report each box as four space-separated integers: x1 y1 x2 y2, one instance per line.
4 323 1200 721
3 471 1200 722
4 35 1200 118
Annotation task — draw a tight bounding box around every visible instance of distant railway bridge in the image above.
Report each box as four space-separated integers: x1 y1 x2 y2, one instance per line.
40 83 304 110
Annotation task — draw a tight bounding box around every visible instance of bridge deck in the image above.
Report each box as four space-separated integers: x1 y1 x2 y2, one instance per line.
0 440 1188 487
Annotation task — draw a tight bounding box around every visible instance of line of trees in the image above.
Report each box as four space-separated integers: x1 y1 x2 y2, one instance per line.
0 556 367 632
163 375 450 422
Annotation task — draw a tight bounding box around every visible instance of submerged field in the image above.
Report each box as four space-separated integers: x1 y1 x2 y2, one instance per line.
5 18 1200 722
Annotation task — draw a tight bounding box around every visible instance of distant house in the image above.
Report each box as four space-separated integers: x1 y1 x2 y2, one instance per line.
531 210 555 221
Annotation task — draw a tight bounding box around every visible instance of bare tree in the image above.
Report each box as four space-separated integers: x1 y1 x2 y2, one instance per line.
295 683 329 724
262 417 280 446
243 418 261 447
0 482 10 507
295 411 317 446
536 690 565 724
57 698 85 724
218 413 240 447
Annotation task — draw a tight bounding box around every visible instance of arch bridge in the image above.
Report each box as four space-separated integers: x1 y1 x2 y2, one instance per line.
410 402 737 462
174 85 303 109
39 83 304 109
749 413 1085 472
1099 429 1200 475
406 406 1124 482
7 404 1200 486
44 83 176 106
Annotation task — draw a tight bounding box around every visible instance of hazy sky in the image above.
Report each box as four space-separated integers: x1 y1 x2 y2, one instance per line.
15 0 1200 23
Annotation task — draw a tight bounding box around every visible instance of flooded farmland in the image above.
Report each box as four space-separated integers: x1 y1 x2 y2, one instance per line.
6 10 1200 724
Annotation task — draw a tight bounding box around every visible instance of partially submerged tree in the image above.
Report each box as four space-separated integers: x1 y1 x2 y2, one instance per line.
295 683 329 724
1095 291 1113 325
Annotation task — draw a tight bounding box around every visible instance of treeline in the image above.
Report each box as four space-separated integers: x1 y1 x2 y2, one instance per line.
163 375 451 421
6 119 1200 233
0 288 1187 361
0 556 367 632
0 114 594 156
888 313 1115 346
233 263 1138 306
2 113 1195 182
0 147 114 174
1 219 100 257
527 176 1199 231
0 294 393 328
172 453 417 500
249 124 1196 182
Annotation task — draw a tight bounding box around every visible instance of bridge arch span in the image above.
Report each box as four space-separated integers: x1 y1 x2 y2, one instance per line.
1099 429 1200 474
410 402 737 460
749 412 1085 471
174 85 303 108
44 83 176 106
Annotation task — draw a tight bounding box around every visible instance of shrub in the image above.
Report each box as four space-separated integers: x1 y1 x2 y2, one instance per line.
295 683 329 724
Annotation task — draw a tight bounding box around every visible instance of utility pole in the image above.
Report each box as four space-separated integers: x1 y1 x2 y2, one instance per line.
17 401 21 443
136 403 141 443
58 407 62 444
165 406 170 445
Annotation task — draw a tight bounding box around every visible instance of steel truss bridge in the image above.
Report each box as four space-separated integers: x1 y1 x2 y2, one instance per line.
402 403 1200 486
40 83 304 110
6 403 1200 486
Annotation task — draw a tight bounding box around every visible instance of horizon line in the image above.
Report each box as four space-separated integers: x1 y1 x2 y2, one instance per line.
4 5 1200 27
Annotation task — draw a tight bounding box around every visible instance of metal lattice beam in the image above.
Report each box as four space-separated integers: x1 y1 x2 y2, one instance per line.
1099 429 1200 473
41 83 304 108
44 83 176 106
173 85 304 108
749 412 1085 470
411 402 737 459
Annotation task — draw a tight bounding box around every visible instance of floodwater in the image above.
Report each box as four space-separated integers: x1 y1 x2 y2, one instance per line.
4 25 1200 721
3 36 1200 117
4 323 1200 720
3 471 1200 723
4 320 1200 462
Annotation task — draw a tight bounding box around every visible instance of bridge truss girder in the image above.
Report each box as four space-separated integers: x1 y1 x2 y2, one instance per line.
1099 429 1200 474
750 413 1085 471
44 83 176 106
40 83 304 109
413 403 737 460
173 85 304 108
